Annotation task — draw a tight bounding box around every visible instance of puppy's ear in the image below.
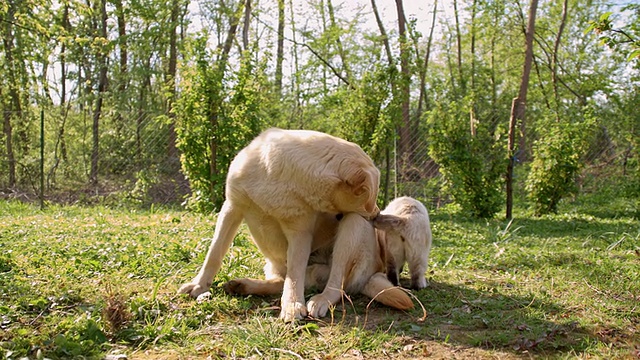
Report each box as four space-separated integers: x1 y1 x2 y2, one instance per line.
373 214 405 231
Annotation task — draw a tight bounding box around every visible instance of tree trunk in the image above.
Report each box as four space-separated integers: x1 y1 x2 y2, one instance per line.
327 0 351 82
2 90 15 188
275 0 285 96
288 0 301 115
416 0 437 120
51 5 70 185
208 1 244 201
395 0 411 166
115 0 128 97
453 0 465 91
59 3 70 164
90 0 109 186
242 0 251 51
371 0 393 66
165 0 180 169
469 0 477 136
506 0 538 219
552 0 568 116
2 1 19 187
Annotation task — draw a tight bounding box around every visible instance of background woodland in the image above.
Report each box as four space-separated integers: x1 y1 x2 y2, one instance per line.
1 0 638 217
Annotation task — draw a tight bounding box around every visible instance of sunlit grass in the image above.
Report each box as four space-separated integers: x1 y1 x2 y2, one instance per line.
0 184 638 359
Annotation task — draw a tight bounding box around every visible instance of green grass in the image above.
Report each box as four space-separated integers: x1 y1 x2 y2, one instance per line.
0 185 638 359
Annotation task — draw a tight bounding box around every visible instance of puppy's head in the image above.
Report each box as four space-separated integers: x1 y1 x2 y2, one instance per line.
333 163 380 218
372 213 405 232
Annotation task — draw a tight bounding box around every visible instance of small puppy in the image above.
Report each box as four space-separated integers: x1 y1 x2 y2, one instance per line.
224 212 413 318
373 196 432 289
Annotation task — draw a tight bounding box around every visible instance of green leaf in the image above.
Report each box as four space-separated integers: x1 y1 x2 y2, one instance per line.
599 12 613 21
627 49 640 61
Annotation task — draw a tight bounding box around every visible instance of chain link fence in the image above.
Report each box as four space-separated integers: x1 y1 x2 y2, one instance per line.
1 110 189 206
0 109 634 210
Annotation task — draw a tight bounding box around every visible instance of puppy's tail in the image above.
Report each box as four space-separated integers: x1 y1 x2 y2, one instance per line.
361 272 413 311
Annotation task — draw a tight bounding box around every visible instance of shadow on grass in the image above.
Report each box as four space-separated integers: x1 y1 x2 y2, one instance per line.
217 279 599 357
395 280 591 356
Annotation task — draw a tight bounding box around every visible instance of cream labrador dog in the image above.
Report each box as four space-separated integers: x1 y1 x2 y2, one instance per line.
374 196 432 289
178 128 380 321
224 212 413 317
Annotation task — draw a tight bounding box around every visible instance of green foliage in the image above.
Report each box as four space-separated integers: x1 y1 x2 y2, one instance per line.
586 6 640 63
328 65 398 162
175 35 266 213
526 114 596 216
426 101 506 218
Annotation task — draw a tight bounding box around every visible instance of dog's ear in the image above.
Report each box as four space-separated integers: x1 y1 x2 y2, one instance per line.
344 168 379 213
373 214 405 231
344 168 368 194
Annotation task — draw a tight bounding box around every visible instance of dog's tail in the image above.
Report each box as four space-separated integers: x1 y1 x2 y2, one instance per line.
361 272 413 310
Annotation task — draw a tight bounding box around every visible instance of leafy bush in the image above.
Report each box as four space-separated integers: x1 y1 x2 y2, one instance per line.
426 101 506 218
526 115 595 215
175 35 266 213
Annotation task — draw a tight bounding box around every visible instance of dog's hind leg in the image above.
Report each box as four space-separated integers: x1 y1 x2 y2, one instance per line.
178 200 243 298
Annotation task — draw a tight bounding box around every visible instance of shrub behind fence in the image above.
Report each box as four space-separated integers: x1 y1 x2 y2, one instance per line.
0 109 634 212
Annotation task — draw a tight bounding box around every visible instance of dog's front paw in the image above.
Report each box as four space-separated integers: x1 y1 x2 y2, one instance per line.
178 281 209 298
279 301 307 322
307 294 332 318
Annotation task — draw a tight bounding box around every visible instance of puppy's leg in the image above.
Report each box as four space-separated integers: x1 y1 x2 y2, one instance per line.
178 200 243 298
224 263 331 297
306 264 331 289
377 230 400 286
224 258 285 296
279 218 316 321
223 278 284 296
307 214 377 318
405 232 432 289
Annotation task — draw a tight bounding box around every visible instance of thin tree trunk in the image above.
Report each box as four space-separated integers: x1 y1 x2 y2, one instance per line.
288 0 301 117
320 0 328 93
417 0 437 120
90 0 108 186
490 10 497 110
371 0 394 205
51 7 70 185
115 0 128 101
242 0 251 50
59 3 70 164
453 0 464 91
327 0 351 82
395 0 411 166
208 1 244 200
137 55 152 163
2 1 19 187
165 0 180 168
371 0 393 66
552 0 568 117
506 0 538 219
275 0 285 96
469 0 477 136
2 89 15 187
